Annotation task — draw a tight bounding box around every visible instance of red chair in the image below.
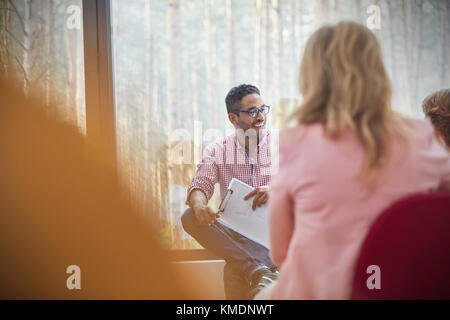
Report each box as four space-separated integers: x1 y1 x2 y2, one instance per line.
352 192 450 299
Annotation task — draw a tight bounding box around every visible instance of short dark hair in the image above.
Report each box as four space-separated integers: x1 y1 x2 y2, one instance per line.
225 84 260 114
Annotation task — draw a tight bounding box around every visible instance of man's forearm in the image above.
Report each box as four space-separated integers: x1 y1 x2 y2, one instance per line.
188 189 208 209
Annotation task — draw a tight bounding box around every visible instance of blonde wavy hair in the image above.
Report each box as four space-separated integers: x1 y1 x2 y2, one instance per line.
293 21 410 182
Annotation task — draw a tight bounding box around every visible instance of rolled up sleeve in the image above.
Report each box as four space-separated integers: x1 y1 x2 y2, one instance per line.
186 143 219 204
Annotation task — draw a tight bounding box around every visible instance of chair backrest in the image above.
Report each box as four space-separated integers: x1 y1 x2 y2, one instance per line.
352 192 450 299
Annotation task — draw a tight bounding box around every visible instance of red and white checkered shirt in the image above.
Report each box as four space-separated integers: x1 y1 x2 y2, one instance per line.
186 130 273 203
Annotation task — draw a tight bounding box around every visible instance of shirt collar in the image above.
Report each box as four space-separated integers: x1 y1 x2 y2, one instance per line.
233 129 270 152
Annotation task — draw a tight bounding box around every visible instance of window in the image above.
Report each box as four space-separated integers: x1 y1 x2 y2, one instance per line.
0 0 86 134
108 0 449 250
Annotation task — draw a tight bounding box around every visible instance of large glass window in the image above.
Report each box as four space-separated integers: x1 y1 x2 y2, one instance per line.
0 0 86 133
110 0 450 249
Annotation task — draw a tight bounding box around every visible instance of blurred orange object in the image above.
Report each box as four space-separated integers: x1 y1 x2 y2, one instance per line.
0 77 211 299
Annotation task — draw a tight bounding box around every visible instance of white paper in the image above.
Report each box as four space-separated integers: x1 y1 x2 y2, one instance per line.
217 178 270 249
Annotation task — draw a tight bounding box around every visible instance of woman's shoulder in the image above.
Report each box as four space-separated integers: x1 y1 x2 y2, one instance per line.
399 115 432 130
396 115 436 145
276 124 326 164
279 123 323 144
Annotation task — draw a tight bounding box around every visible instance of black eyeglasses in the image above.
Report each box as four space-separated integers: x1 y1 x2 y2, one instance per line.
235 105 271 118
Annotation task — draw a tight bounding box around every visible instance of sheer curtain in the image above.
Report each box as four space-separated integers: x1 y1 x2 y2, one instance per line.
111 0 450 249
0 0 86 133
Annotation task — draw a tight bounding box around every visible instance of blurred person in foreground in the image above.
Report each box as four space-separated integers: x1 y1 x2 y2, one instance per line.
422 89 450 152
256 21 450 299
0 75 212 299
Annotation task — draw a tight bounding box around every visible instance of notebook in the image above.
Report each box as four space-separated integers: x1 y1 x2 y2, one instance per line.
217 178 270 249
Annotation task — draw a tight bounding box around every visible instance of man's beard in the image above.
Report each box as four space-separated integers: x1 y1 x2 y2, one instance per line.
236 119 265 145
238 119 265 137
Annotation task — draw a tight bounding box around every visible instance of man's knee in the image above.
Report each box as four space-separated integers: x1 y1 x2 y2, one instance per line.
181 208 197 234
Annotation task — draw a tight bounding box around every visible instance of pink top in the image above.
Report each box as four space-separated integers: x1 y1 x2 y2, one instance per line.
269 118 450 299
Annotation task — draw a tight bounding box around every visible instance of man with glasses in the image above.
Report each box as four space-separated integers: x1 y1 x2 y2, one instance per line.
182 84 278 299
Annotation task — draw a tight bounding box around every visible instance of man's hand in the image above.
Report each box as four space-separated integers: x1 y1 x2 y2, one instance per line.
244 187 269 211
192 205 221 226
188 189 219 227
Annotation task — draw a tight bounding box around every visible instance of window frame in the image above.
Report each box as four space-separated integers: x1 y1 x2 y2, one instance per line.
82 0 216 261
82 0 117 173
